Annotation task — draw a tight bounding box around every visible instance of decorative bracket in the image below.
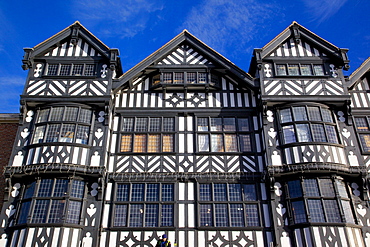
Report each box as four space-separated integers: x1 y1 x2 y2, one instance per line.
70 23 80 46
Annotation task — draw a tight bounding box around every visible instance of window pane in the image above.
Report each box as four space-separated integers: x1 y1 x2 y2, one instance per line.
326 125 338 144
46 124 61 142
84 64 95 76
359 134 370 152
174 73 184 84
64 107 78 121
47 64 58 75
321 108 333 123
18 201 31 224
287 64 299 75
66 201 82 224
237 118 250 131
114 205 127 226
210 118 222 131
239 135 251 152
133 134 146 152
230 204 244 227
211 134 224 152
200 184 211 201
228 184 242 201
187 72 196 84
48 200 64 223
162 184 174 201
300 64 312 75
135 118 147 131
146 184 159 201
120 135 132 152
163 73 172 84
215 204 229 227
323 200 341 223
296 124 312 142
314 65 325 75
225 134 238 152
129 204 144 227
38 179 53 197
131 184 144 201
60 124 75 142
342 200 354 224
161 204 174 226
307 199 325 222
33 126 46 144
198 118 209 131
70 180 85 198
276 65 287 76
76 125 89 144
116 184 129 201
287 180 302 198
245 204 260 226
149 118 161 132
293 107 308 121
153 74 160 85
32 200 49 223
122 118 134 131
312 124 326 142
78 108 92 123
200 204 213 226
355 117 369 131
319 179 335 197
37 109 50 123
60 64 71 75
243 184 256 201
50 107 64 121
283 125 296 144
198 134 209 152
148 135 160 152
24 182 36 199
308 107 321 121
198 73 207 83
224 118 236 131
162 135 174 152
53 179 68 197
72 64 83 75
304 179 320 197
336 180 348 198
145 204 159 227
280 108 292 123
291 200 306 223
214 184 227 201
163 118 174 131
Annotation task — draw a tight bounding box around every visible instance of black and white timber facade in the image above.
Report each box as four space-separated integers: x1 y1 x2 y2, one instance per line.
1 21 370 247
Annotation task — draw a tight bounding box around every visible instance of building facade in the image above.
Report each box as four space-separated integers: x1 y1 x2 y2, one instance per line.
0 21 370 247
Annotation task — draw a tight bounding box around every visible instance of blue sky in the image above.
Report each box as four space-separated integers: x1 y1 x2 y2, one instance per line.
0 0 369 113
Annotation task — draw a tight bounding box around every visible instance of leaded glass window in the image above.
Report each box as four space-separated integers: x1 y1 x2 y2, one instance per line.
46 63 95 76
276 64 325 76
354 117 370 152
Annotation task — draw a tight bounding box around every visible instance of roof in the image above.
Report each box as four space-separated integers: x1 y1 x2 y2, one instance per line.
348 57 370 89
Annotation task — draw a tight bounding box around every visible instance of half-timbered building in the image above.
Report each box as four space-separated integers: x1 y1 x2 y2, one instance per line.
1 21 370 247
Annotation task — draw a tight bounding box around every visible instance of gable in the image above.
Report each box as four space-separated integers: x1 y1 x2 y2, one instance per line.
156 44 213 66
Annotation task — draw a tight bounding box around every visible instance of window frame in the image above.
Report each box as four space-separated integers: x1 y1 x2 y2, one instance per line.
112 183 175 228
196 116 253 153
354 116 370 153
31 106 93 145
275 63 326 77
278 105 340 146
16 178 85 226
197 182 261 228
119 116 176 153
286 177 354 225
45 63 96 77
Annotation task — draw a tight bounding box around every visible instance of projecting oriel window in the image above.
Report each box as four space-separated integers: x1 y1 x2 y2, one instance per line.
279 105 339 145
113 183 174 227
32 106 92 145
17 178 85 225
198 183 260 227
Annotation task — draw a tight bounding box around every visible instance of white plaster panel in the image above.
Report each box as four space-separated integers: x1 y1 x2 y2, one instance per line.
61 228 70 247
188 204 195 227
105 183 112 201
179 204 185 228
109 231 117 247
70 228 79 247
179 183 185 200
179 134 185 153
51 228 60 247
102 204 110 227
188 182 194 200
256 231 265 247
187 134 193 153
179 117 185 131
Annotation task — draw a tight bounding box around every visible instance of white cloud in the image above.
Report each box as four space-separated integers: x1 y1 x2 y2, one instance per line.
301 0 348 24
179 0 279 59
72 0 164 38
